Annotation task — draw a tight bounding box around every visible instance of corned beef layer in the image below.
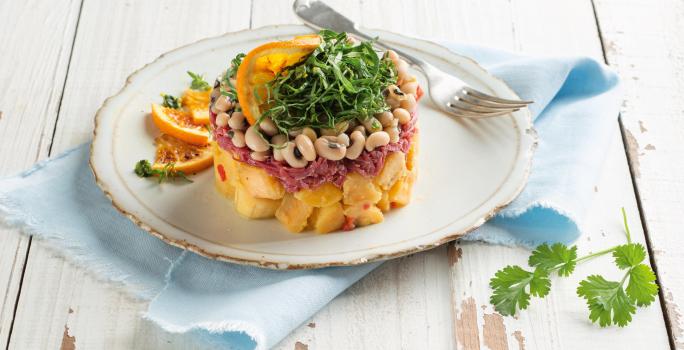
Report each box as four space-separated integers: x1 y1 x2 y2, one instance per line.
211 111 418 193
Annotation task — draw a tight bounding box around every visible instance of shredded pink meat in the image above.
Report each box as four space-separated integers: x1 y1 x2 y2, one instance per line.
211 109 418 192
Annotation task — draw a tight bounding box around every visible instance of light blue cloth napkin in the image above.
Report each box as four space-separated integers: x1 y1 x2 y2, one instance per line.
0 43 620 349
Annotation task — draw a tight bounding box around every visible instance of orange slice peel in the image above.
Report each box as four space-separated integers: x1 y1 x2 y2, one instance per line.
151 103 210 145
153 134 213 174
236 34 321 125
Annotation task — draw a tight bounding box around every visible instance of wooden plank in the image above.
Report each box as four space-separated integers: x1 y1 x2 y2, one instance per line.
0 0 82 347
441 0 670 348
5 1 250 349
593 0 684 347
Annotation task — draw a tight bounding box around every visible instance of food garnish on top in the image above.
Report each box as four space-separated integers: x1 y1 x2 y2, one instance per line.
210 30 422 233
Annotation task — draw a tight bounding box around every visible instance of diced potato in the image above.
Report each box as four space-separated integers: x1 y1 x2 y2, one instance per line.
234 183 281 219
406 132 419 171
306 208 319 231
377 191 390 212
344 204 384 227
388 173 415 208
238 163 285 200
294 183 343 207
343 172 382 205
312 202 346 233
213 143 237 197
276 194 314 233
374 152 407 190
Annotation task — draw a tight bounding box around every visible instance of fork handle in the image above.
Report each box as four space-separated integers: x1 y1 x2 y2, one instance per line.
293 0 434 74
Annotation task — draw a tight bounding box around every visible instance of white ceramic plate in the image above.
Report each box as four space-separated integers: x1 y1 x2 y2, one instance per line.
91 25 536 269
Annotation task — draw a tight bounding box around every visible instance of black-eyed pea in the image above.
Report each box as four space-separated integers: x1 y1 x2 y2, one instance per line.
400 81 419 96
282 142 308 168
365 131 390 152
314 136 347 161
337 133 350 147
346 131 365 160
250 150 270 162
400 94 417 113
301 127 317 143
228 111 246 130
245 126 269 152
295 134 317 161
213 95 232 112
385 126 400 143
215 112 229 127
271 134 287 161
228 130 246 148
362 117 383 133
376 111 394 127
384 84 406 109
396 59 410 84
259 117 278 136
393 108 412 125
353 125 367 136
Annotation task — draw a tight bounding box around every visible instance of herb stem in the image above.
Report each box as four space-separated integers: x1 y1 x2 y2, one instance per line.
621 207 632 243
570 246 618 266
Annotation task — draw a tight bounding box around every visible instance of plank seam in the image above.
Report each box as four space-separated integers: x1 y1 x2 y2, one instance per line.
590 0 676 348
4 0 85 348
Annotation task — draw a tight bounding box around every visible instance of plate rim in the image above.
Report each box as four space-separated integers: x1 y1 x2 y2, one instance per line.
90 24 537 269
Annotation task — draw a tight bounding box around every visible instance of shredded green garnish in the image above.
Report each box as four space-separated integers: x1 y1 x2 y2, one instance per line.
221 53 246 107
134 160 192 184
257 30 397 134
187 71 211 91
161 94 181 109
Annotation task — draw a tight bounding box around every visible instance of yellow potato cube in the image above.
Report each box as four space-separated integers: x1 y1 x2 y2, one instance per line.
294 183 343 207
311 202 346 233
343 172 382 205
344 204 384 227
213 143 238 197
406 132 419 171
374 152 407 191
234 183 281 219
238 163 285 200
276 194 314 233
377 191 390 212
388 173 415 208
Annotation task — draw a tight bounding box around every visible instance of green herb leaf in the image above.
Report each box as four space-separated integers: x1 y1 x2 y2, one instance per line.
626 264 658 306
577 275 636 327
133 160 192 184
489 265 550 316
221 53 246 103
528 243 578 276
188 71 211 91
161 94 181 109
259 30 396 134
613 243 647 269
134 159 154 177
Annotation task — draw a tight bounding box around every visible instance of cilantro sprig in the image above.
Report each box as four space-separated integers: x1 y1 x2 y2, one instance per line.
489 208 659 327
188 71 211 91
134 160 192 184
220 53 245 104
161 94 181 109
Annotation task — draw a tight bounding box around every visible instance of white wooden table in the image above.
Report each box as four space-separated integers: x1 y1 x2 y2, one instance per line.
0 0 680 349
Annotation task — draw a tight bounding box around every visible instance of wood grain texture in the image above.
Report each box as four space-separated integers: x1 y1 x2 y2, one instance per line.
593 0 684 347
0 0 676 349
0 0 82 347
441 0 670 349
6 1 249 349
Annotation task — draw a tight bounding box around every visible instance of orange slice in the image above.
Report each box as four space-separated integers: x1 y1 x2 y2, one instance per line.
152 134 213 174
236 34 321 125
151 103 210 145
181 89 211 124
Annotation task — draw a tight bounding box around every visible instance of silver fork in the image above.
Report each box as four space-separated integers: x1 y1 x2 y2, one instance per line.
293 0 532 118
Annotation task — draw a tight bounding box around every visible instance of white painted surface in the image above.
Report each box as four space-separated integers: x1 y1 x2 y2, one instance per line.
0 0 676 349
594 0 684 347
